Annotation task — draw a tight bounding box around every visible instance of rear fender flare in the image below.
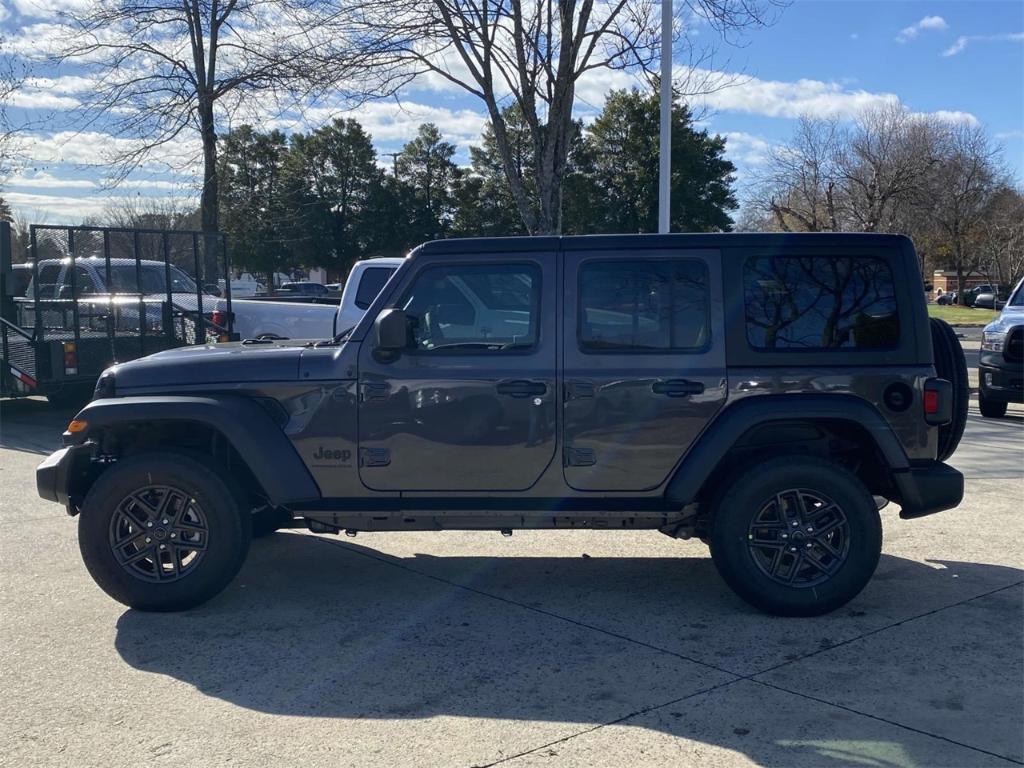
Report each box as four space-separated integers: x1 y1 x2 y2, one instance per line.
664 394 910 506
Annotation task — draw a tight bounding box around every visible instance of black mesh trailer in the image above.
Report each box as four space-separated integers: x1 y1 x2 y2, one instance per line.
1 223 236 406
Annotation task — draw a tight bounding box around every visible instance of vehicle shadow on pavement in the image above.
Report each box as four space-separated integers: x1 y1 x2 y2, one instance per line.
113 533 1024 767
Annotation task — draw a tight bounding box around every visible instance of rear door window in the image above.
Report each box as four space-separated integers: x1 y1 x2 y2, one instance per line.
743 255 899 349
578 259 710 352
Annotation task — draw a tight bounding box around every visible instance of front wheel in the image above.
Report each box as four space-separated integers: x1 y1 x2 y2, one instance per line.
709 456 882 617
978 393 1008 418
78 452 251 611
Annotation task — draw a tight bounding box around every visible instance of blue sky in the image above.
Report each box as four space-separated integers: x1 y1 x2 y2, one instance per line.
1 0 1022 222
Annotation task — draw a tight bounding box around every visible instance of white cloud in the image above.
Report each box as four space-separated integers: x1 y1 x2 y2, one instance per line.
921 110 980 126
995 130 1024 141
942 32 1024 57
896 15 949 43
0 2 10 22
721 131 772 167
20 131 203 174
11 0 96 18
6 171 96 189
5 191 193 223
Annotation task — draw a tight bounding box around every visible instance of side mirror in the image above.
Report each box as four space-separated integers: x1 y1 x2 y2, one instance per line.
375 308 409 351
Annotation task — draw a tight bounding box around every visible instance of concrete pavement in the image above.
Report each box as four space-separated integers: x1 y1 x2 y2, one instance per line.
1 397 1021 768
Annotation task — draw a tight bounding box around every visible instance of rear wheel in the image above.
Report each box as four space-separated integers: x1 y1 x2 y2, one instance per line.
979 393 1008 418
78 452 251 611
709 456 882 617
930 318 969 461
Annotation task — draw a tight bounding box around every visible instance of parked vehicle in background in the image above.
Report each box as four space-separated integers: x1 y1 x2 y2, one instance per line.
334 258 403 334
971 287 1010 310
962 284 1000 307
220 297 337 341
277 282 328 297
978 278 1024 418
38 233 968 617
936 291 958 305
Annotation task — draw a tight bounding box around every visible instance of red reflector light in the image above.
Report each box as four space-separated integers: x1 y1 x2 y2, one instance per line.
924 389 939 414
63 342 78 375
211 310 225 327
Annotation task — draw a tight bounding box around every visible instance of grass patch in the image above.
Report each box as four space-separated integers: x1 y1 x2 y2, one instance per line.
928 304 998 325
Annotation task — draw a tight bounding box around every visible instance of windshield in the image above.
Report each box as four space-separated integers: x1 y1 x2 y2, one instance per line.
107 264 198 294
1010 282 1024 307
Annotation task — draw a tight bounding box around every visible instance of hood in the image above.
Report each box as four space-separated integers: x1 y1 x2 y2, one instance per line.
112 340 308 390
985 303 1024 334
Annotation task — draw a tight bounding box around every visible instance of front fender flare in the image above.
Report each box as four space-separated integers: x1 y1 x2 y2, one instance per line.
68 395 321 507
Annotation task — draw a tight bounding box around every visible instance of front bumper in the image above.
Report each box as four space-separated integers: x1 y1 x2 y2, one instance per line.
979 357 1024 404
893 462 964 519
36 445 93 515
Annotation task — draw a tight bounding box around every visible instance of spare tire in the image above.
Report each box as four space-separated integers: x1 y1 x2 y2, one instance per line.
930 317 969 462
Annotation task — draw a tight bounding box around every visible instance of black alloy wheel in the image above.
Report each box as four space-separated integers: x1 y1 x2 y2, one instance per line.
746 489 850 588
108 485 209 583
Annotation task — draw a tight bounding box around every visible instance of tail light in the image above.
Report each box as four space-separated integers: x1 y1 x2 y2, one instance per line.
211 309 225 327
923 378 952 425
63 342 78 376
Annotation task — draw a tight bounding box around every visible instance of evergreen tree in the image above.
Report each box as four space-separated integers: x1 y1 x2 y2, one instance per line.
567 88 738 234
218 126 293 286
283 118 381 276
396 124 459 240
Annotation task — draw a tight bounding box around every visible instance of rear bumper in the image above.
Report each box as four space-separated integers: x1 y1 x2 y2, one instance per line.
36 445 92 514
894 462 964 519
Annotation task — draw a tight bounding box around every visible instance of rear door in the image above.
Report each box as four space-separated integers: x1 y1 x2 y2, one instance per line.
562 248 727 491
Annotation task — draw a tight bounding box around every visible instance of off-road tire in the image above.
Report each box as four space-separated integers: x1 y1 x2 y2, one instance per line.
978 393 1007 419
709 456 882 617
79 452 251 611
930 318 969 461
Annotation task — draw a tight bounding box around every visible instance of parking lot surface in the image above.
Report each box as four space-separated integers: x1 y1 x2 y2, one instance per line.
1 396 1022 768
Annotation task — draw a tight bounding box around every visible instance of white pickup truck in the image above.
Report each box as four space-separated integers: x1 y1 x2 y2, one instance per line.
226 257 403 340
26 256 403 342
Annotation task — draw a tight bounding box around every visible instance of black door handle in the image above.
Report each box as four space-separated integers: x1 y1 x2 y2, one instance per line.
652 379 704 397
496 380 547 398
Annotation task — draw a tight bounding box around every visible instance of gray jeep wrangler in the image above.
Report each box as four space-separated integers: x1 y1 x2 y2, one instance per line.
37 233 968 616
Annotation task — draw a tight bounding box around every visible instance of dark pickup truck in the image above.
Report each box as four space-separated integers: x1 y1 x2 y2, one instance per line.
37 233 968 616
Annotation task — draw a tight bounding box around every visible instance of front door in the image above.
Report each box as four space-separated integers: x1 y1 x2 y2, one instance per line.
562 249 727 491
357 252 557 492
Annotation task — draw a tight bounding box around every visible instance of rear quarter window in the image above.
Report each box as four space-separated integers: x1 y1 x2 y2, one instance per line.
743 255 899 350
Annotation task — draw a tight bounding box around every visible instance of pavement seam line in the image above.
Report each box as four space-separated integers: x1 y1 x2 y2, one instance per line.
474 677 746 768
751 679 1024 766
751 579 1024 678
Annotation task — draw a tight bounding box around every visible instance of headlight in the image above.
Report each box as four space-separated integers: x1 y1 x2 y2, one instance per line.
981 331 1006 353
94 370 116 399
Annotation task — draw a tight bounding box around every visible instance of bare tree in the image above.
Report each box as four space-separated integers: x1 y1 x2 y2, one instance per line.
1 35 28 191
922 124 1003 303
55 0 377 233
756 116 840 232
836 103 941 233
977 185 1024 289
353 0 781 234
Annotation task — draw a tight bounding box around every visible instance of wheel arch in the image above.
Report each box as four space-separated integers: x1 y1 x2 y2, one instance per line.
67 396 321 510
664 394 909 508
